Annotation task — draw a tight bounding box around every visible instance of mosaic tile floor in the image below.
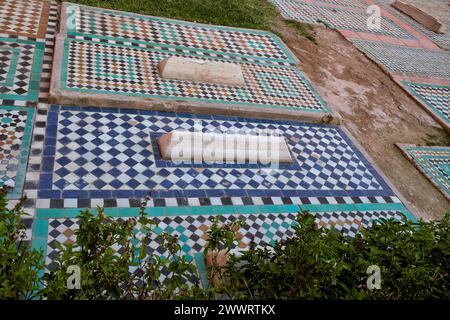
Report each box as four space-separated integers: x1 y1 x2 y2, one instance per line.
0 0 58 200
401 81 450 131
351 39 450 79
5 1 421 281
0 37 44 102
270 0 416 39
36 105 400 207
51 3 331 117
0 0 52 40
397 144 450 200
61 38 327 112
0 105 34 198
67 4 297 67
21 103 413 265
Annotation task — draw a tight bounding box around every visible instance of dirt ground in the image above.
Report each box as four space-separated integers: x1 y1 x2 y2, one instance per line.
276 20 450 220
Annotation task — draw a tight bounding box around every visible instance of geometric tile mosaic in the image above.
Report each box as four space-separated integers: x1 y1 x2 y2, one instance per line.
270 0 416 39
0 0 52 40
0 37 44 102
401 82 450 130
61 38 329 112
37 105 397 205
397 144 450 200
351 39 450 79
51 3 332 117
0 105 34 198
66 4 298 66
314 0 368 9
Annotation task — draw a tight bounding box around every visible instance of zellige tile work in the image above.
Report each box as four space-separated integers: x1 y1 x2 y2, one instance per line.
12 1 423 280
28 104 415 270
0 38 44 103
401 82 450 132
0 0 52 40
0 0 58 200
397 144 450 200
51 3 332 119
65 4 297 66
0 106 34 198
381 2 450 50
38 106 400 205
270 0 416 39
351 39 450 79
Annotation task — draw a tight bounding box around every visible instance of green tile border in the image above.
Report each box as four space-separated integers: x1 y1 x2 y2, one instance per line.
1 106 35 199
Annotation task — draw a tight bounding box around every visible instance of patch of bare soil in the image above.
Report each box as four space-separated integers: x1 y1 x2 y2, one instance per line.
276 20 450 220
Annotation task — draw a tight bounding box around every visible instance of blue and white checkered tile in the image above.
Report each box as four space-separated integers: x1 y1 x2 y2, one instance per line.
35 105 401 207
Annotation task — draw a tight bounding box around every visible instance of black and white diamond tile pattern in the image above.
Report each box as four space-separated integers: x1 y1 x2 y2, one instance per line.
38 0 58 103
0 108 28 187
50 109 382 192
0 41 37 99
352 39 450 79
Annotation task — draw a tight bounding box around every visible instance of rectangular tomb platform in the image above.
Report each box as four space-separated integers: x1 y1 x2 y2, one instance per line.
49 2 336 123
31 106 415 273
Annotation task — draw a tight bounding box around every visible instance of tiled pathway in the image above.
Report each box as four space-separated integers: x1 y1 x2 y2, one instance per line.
0 1 418 280
30 104 413 271
271 0 450 198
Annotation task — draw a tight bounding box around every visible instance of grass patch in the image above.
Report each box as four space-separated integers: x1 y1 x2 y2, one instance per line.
283 19 316 42
70 0 279 31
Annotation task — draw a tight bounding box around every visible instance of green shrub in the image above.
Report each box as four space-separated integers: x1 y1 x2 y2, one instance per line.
0 187 44 299
1 188 448 300
42 201 209 300
219 212 450 299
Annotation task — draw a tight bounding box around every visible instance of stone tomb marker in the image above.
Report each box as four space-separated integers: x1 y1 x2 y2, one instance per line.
157 56 246 86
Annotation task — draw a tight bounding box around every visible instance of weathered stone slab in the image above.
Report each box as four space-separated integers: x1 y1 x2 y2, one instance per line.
392 0 446 33
157 130 293 163
158 57 245 86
